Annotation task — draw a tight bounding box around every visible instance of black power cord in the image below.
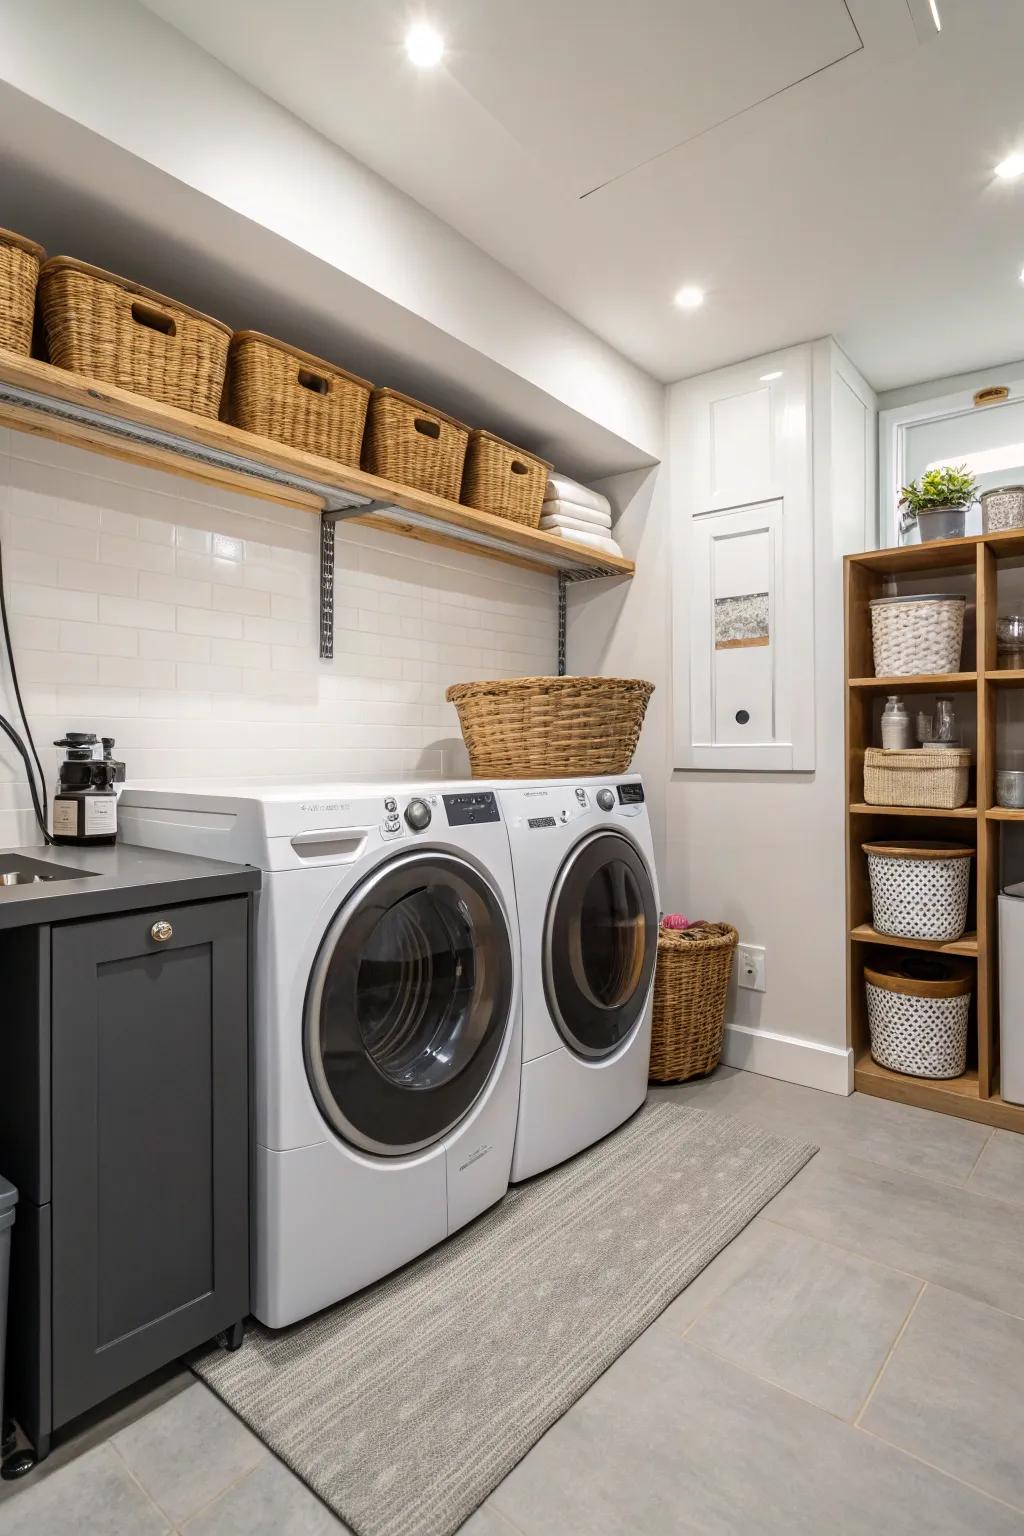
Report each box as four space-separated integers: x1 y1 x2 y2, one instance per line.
0 529 52 843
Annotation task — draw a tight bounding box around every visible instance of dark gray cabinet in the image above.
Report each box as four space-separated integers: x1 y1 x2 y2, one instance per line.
1 895 251 1459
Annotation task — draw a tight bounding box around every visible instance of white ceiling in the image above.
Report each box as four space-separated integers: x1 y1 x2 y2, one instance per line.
140 0 1024 390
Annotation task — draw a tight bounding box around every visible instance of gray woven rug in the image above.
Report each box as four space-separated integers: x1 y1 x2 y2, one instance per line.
193 1102 815 1536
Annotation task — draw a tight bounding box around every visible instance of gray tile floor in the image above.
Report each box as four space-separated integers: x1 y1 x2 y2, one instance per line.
3 1066 1024 1534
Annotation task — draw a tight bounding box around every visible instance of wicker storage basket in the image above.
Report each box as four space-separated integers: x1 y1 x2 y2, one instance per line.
445 676 653 778
460 430 552 528
865 956 972 1079
649 923 738 1082
863 839 974 942
0 227 44 357
863 746 971 810
981 486 1024 533
38 258 230 418
362 388 469 501
227 332 371 466
869 594 965 677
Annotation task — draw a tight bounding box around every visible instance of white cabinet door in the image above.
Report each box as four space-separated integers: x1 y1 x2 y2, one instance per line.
672 346 814 771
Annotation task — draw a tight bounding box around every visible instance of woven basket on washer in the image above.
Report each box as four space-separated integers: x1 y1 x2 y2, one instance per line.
362 388 469 501
865 956 972 1079
649 923 738 1083
38 258 231 418
869 594 965 676
460 430 552 528
863 746 971 810
445 676 654 778
0 227 45 357
227 332 371 467
863 839 974 942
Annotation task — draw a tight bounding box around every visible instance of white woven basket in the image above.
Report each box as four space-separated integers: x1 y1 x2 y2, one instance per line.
865 959 972 1079
869 595 965 676
863 840 973 941
981 486 1024 533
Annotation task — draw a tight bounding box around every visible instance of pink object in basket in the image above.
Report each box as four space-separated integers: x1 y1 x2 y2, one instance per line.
661 914 705 930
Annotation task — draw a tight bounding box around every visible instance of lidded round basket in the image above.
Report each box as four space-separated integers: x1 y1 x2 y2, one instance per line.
862 840 973 942
445 676 653 778
649 922 738 1083
865 955 973 1080
868 594 965 677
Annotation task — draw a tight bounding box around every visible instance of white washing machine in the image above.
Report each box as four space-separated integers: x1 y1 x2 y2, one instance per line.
118 780 521 1327
496 774 660 1182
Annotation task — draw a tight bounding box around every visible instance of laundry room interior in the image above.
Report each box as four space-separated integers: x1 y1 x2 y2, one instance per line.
1 2 1024 1533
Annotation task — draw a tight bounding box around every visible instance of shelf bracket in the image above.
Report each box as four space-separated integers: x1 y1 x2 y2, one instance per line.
557 567 616 675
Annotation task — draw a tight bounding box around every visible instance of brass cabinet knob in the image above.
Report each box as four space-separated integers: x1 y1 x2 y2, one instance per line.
150 920 173 943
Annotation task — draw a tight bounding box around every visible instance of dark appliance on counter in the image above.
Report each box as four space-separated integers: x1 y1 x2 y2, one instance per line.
51 735 125 846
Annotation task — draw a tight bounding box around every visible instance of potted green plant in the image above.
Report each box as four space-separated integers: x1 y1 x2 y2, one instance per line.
898 464 978 543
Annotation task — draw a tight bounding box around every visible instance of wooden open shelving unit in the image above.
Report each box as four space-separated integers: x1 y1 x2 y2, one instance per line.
0 354 634 658
845 531 1024 1134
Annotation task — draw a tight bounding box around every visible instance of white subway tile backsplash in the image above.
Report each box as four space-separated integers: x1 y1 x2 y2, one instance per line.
99 533 176 573
177 606 244 639
12 584 98 622
99 595 175 632
59 621 138 658
0 429 557 807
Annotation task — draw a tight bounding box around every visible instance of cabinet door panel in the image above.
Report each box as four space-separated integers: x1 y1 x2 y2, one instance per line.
51 898 248 1428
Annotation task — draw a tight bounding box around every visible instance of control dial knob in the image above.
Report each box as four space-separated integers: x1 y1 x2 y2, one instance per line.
596 788 616 812
404 797 432 831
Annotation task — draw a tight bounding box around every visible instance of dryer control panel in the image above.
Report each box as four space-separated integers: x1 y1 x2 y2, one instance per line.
443 790 500 826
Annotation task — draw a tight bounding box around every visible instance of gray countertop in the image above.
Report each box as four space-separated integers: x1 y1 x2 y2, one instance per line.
0 842 260 930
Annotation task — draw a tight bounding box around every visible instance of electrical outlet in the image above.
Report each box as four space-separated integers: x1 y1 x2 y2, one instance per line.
737 943 766 992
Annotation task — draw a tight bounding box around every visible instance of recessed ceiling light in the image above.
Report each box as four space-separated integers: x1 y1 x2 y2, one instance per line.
673 285 704 310
995 153 1024 181
760 371 783 381
927 0 941 31
405 21 445 67
1019 265 1024 283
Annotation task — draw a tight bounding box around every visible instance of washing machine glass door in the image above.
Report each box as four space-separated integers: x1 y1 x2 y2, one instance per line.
544 830 657 1058
305 850 514 1156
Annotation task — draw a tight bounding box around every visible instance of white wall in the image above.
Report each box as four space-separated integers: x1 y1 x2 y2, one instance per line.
0 0 662 474
570 340 876 1094
0 427 556 846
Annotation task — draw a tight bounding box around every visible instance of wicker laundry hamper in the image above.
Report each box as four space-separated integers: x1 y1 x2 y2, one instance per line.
460 430 552 528
363 388 469 501
38 258 231 417
863 746 972 810
227 332 371 466
649 923 739 1082
869 594 965 677
0 227 45 356
445 676 653 778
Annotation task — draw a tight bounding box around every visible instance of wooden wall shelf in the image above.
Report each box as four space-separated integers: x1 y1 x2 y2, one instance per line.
0 354 634 583
845 533 1024 1136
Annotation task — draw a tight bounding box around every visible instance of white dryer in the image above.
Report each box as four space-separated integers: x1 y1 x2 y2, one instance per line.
118 781 521 1328
496 775 660 1182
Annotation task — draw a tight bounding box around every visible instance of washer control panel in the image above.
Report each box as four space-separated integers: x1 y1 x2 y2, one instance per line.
443 790 500 826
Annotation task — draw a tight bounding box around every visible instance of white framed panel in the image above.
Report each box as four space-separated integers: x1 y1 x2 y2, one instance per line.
672 345 815 771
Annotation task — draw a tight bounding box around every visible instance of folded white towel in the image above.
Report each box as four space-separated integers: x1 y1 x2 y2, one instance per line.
541 516 614 542
541 499 612 530
547 525 623 559
544 473 611 518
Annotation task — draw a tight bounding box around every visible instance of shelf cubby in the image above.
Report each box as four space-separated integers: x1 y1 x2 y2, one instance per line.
845 532 1024 1134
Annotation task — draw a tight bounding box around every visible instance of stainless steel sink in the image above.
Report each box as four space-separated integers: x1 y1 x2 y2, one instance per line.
0 854 98 888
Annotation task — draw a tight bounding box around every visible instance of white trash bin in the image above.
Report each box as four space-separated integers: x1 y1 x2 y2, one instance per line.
998 884 1024 1105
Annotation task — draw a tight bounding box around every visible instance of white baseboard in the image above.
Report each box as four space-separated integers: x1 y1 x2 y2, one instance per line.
721 1022 854 1096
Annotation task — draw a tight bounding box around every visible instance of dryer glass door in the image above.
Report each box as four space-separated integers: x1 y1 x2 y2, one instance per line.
545 830 657 1058
305 850 514 1156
